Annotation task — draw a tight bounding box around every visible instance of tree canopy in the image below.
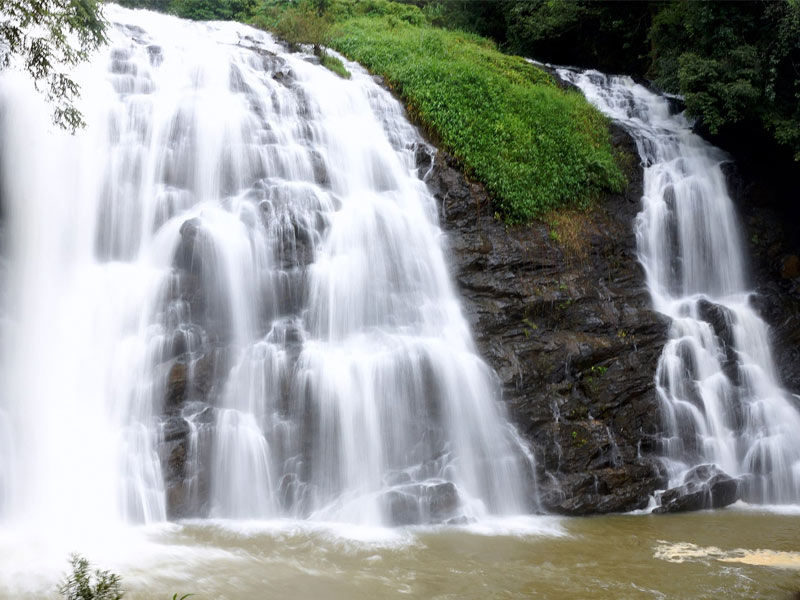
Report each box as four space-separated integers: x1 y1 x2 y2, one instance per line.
420 0 800 164
0 0 107 130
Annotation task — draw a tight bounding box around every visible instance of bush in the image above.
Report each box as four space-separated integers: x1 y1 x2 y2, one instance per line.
58 554 124 600
252 1 332 50
320 53 351 78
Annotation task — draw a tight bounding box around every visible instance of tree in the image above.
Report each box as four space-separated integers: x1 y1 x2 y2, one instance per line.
0 0 107 131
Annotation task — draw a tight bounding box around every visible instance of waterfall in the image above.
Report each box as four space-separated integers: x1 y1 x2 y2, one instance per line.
0 5 535 529
559 68 800 504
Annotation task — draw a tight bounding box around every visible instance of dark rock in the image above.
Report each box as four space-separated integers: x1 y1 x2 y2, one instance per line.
697 299 735 349
162 415 190 443
424 481 460 521
653 464 740 513
385 489 421 525
414 143 435 176
146 45 163 67
383 481 461 525
165 360 188 411
432 122 670 514
781 255 800 280
174 217 203 273
696 298 740 384
723 161 800 395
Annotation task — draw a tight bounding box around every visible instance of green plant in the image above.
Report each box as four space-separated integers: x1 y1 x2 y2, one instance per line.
252 0 625 223
0 0 107 130
320 53 351 78
58 554 124 600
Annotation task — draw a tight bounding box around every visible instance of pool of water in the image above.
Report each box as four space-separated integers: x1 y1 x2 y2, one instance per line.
2 505 798 599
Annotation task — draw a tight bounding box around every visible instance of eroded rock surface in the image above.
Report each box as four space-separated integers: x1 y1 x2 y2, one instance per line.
428 125 670 514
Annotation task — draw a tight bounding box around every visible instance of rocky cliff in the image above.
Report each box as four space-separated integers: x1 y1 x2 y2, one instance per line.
425 126 671 515
724 161 800 399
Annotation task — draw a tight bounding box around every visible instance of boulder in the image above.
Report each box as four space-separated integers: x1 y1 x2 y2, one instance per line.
383 480 461 525
653 464 740 514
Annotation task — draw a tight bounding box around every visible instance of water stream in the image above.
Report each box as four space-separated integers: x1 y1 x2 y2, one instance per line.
558 68 800 504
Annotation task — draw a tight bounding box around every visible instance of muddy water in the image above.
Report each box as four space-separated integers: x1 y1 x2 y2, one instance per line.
3 508 796 599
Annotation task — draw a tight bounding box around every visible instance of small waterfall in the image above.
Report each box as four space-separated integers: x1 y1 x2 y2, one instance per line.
0 5 535 530
559 68 800 504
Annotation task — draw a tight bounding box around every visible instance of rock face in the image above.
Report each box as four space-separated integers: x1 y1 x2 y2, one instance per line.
653 464 740 514
722 161 800 397
427 125 670 515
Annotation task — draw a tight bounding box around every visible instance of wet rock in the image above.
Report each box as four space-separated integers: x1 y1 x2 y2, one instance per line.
146 45 163 67
424 481 460 521
162 415 191 443
165 360 188 411
386 489 421 525
174 217 203 272
384 481 461 525
781 255 800 279
547 463 666 515
653 464 739 513
722 161 800 395
414 143 435 175
696 298 740 384
433 122 670 514
697 299 735 349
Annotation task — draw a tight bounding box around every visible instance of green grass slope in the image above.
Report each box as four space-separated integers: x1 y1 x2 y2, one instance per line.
255 0 626 223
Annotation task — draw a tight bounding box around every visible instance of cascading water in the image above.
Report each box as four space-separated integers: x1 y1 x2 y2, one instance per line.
0 4 536 532
559 67 800 505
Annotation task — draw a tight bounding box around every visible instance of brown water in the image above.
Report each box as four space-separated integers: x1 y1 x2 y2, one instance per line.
2 508 798 599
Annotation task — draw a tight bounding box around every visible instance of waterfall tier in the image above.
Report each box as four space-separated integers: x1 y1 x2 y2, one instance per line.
559 67 800 505
0 5 535 528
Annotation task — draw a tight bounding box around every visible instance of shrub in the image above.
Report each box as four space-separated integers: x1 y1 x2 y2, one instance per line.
320 53 351 78
58 554 124 600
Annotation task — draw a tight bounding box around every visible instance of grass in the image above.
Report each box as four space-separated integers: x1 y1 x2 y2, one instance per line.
320 52 350 78
253 0 626 223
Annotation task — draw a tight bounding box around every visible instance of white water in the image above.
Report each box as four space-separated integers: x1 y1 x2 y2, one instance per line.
0 4 535 541
559 68 800 504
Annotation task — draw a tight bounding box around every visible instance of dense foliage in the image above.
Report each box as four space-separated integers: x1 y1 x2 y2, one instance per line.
253 0 625 222
115 0 257 21
0 0 107 130
421 0 800 163
649 1 800 160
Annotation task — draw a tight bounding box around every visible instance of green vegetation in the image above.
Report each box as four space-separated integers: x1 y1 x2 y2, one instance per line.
648 1 800 160
252 0 625 223
56 553 193 600
320 53 350 78
58 554 123 600
422 0 800 164
106 0 627 220
0 0 107 130
115 0 257 21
